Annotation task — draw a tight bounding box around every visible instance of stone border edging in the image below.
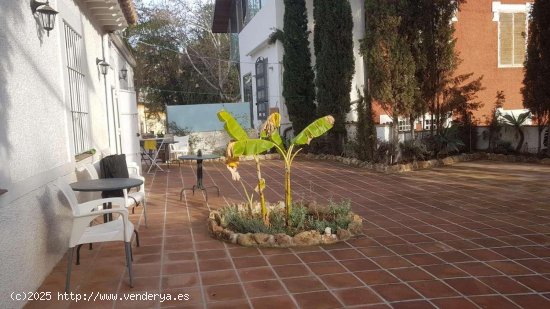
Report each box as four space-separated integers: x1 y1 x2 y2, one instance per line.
207 210 363 248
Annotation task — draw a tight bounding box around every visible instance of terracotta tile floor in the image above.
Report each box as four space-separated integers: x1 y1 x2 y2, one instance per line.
27 159 550 308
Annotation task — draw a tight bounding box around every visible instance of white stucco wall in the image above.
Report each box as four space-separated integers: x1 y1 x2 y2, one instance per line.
476 126 548 153
239 0 365 132
239 0 286 130
0 1 135 308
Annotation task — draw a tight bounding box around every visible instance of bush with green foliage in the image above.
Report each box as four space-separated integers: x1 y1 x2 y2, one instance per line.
374 139 398 164
399 140 429 163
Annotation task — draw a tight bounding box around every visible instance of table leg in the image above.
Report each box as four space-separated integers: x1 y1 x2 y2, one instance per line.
179 159 219 202
102 202 113 222
196 159 204 189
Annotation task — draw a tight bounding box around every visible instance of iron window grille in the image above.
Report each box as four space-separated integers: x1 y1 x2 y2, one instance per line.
255 57 268 120
64 22 91 155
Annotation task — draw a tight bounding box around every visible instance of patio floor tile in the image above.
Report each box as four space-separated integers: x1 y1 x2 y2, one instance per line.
444 278 497 295
469 296 520 309
237 267 277 282
282 276 326 294
320 273 363 289
242 279 287 298
249 295 297 309
29 160 550 309
430 297 479 309
408 280 459 298
333 287 382 306
371 283 422 302
390 267 435 282
292 291 342 309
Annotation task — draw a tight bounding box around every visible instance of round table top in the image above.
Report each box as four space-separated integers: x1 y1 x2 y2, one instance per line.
70 178 143 192
178 154 221 161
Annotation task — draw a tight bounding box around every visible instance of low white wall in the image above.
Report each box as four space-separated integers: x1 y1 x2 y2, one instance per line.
475 125 548 153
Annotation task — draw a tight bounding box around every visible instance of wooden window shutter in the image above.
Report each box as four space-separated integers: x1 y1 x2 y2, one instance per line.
499 13 513 66
513 13 527 66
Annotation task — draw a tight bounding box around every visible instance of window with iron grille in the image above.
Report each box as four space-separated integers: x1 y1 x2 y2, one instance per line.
255 57 268 120
64 22 91 155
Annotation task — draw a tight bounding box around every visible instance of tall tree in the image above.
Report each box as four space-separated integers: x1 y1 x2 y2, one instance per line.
413 0 464 133
354 87 377 161
270 0 316 134
362 0 418 145
522 0 550 154
126 0 239 115
314 0 355 154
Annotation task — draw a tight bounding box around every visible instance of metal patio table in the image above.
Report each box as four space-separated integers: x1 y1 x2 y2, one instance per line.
178 151 220 202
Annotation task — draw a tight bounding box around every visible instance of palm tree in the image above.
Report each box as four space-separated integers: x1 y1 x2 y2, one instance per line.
501 111 531 153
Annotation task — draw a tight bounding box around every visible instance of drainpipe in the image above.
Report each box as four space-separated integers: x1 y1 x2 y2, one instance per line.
102 34 112 151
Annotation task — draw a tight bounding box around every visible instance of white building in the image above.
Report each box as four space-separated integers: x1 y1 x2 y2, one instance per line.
212 0 366 138
0 1 139 307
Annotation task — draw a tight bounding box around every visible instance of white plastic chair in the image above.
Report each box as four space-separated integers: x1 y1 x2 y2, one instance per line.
126 164 148 226
52 179 136 292
83 163 147 226
169 136 189 165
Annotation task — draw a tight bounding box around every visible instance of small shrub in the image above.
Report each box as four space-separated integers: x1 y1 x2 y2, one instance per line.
219 200 354 237
289 204 308 230
399 140 428 162
374 139 398 164
494 140 514 154
328 200 352 230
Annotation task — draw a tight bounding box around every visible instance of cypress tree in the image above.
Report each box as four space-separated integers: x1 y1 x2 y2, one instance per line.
362 0 417 146
414 0 464 133
314 0 355 154
522 0 550 155
354 88 376 161
279 0 317 134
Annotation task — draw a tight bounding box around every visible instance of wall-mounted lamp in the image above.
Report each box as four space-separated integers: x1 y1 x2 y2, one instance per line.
119 67 128 81
31 0 58 37
96 58 110 76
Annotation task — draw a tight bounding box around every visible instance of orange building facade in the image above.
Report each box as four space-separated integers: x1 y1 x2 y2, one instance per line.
372 0 533 129
454 0 532 124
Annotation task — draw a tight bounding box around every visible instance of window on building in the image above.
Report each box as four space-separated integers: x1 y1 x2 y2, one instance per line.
255 57 268 120
424 119 434 131
243 74 253 103
499 12 527 67
398 118 411 132
64 22 91 155
244 0 264 25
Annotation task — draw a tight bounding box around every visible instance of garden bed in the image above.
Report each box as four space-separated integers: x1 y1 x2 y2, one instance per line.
207 201 363 247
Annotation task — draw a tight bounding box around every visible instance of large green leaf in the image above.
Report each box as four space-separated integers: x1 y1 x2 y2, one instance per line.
501 112 530 127
292 115 335 145
231 139 276 157
270 131 285 151
217 110 249 141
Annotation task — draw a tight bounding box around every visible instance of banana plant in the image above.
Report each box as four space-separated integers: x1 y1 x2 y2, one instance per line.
500 111 531 153
219 110 334 225
218 110 270 223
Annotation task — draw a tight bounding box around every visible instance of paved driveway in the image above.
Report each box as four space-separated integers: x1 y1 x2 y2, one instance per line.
30 160 550 308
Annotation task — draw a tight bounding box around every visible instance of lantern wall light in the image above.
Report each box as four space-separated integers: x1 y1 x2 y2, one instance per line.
96 58 110 76
31 0 59 37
